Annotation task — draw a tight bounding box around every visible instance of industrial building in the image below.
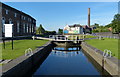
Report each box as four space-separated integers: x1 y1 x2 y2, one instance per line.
63 24 84 34
1 2 36 37
63 8 92 35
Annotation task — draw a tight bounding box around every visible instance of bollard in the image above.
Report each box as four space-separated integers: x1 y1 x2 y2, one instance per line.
32 36 35 40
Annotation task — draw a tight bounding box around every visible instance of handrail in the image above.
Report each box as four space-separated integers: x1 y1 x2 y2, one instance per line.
25 48 33 57
103 49 112 58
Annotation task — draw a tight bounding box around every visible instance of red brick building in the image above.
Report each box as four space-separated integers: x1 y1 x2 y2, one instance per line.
1 2 36 37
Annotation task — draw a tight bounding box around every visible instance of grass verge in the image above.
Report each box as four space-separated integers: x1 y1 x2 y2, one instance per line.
1 39 49 59
86 38 119 59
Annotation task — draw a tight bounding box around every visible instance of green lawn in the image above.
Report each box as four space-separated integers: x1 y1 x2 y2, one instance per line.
0 39 49 59
85 35 98 38
86 38 119 59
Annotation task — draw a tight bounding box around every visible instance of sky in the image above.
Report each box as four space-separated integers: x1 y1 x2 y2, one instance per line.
1 0 119 2
3 2 118 31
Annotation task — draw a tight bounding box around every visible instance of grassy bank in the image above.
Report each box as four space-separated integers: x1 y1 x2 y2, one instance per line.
85 35 98 38
0 39 49 59
86 38 119 59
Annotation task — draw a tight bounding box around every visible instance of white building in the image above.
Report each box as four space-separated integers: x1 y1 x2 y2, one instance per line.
63 24 84 34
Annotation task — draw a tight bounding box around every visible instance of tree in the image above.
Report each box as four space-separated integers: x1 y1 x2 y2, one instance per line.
91 23 99 28
105 14 120 33
37 24 45 34
58 28 63 34
105 23 112 28
111 14 120 33
94 23 99 28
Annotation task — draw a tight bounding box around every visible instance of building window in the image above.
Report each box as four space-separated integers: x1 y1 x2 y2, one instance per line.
28 18 29 21
28 18 32 22
9 19 12 24
17 21 20 33
21 16 23 19
27 23 28 33
5 9 9 14
29 24 31 33
30 19 31 22
14 13 17 17
9 19 13 32
23 23 25 33
24 17 25 20
32 24 34 33
2 17 5 33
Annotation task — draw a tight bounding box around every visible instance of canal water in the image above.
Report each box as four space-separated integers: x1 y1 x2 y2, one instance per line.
33 46 110 76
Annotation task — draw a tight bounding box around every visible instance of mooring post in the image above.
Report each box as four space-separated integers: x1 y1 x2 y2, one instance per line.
56 35 58 40
102 56 104 75
3 38 5 49
102 56 104 69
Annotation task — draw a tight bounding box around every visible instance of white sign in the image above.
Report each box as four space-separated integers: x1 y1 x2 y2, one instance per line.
4 24 13 37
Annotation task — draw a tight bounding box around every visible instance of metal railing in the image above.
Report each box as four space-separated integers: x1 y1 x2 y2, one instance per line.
92 34 119 39
49 35 85 41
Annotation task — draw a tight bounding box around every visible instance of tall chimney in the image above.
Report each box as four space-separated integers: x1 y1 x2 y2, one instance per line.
88 8 90 27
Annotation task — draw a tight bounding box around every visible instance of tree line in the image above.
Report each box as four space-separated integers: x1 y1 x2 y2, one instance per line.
92 14 120 34
36 14 120 35
36 24 56 37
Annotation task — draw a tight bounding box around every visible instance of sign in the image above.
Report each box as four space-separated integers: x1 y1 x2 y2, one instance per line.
4 24 13 37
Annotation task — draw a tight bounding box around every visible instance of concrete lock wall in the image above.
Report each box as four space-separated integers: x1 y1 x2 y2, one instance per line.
81 42 120 76
2 43 53 77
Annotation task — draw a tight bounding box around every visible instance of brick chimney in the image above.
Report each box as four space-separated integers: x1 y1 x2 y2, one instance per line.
88 8 90 27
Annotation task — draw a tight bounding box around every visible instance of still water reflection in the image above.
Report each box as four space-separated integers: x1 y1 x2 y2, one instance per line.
33 46 110 76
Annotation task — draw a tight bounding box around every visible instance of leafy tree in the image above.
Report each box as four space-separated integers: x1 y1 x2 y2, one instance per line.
37 24 45 34
104 14 120 33
91 23 99 28
94 23 99 28
92 29 99 33
111 14 120 33
58 28 63 34
105 23 112 28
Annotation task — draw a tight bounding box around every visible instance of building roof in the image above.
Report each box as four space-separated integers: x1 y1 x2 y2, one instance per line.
69 24 82 27
1 2 36 21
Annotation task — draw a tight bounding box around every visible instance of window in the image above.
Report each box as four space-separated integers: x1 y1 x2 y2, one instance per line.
2 17 5 33
21 16 23 19
24 17 25 20
23 23 25 33
14 13 17 17
27 23 28 33
9 19 12 24
17 21 20 33
30 19 31 22
28 18 29 21
29 24 31 33
32 24 34 33
9 19 13 32
5 9 8 14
